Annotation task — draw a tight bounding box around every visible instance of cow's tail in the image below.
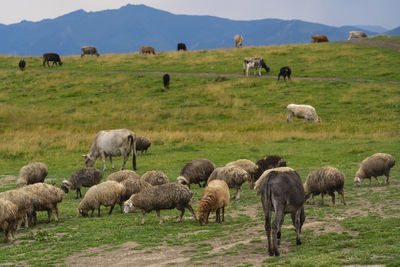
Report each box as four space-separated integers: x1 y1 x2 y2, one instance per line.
128 135 137 170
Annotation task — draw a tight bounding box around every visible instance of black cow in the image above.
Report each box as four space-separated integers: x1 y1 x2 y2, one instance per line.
163 74 170 89
277 66 291 81
43 53 63 67
18 59 26 71
177 43 187 51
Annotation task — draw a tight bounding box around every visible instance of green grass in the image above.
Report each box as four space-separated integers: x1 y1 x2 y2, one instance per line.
0 41 399 266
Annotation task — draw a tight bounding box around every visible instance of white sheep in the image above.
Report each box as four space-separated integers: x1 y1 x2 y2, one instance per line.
207 166 250 200
17 162 48 188
286 104 321 125
0 189 33 229
0 199 18 243
354 153 395 186
225 159 258 189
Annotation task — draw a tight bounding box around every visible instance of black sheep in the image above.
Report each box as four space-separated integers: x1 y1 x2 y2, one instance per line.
277 66 291 81
19 59 26 71
163 73 170 89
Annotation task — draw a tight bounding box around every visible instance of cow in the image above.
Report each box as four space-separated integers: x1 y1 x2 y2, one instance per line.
311 35 329 43
81 46 100 57
82 129 137 171
140 46 156 55
234 34 243 48
177 43 187 51
277 66 291 81
348 31 368 40
163 73 170 89
42 53 63 67
243 57 270 76
18 59 26 71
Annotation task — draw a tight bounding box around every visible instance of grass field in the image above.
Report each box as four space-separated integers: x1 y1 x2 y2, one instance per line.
0 39 399 266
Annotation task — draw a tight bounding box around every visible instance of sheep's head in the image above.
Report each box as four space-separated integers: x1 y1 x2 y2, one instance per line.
16 177 27 188
177 176 190 187
82 154 95 167
60 180 71 193
123 199 141 214
78 209 88 217
198 211 210 226
315 117 322 125
354 177 362 187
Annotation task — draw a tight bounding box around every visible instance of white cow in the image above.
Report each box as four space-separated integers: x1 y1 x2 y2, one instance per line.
82 129 137 171
243 57 270 76
286 104 321 125
348 31 368 40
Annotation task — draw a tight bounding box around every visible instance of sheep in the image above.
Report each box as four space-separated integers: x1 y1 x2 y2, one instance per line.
234 34 243 48
354 153 395 186
120 178 152 201
17 162 48 188
259 169 305 257
304 166 346 205
78 181 125 217
197 180 230 226
0 189 33 229
0 199 18 243
207 166 250 200
136 136 151 155
107 170 140 183
254 167 295 194
20 183 63 225
225 159 258 189
177 158 216 188
123 183 197 225
140 170 169 186
254 155 287 182
286 104 321 125
60 167 103 199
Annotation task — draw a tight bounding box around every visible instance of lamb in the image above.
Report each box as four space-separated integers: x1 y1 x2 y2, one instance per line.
120 178 152 201
207 166 250 200
123 183 197 225
17 162 48 188
0 189 33 229
0 199 18 243
61 167 103 199
20 183 63 225
177 158 216 188
259 169 305 257
78 181 125 217
354 153 395 186
254 155 287 182
304 166 346 205
254 167 295 194
136 136 151 155
140 170 169 186
225 159 258 189
197 180 230 226
107 170 140 183
286 104 321 125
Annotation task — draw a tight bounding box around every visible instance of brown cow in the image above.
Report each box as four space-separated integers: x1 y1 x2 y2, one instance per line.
140 46 156 55
311 35 329 43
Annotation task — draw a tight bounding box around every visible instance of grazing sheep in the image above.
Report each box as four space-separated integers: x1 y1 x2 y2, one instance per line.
254 155 287 184
140 46 156 55
197 180 230 226
177 43 187 51
0 199 18 243
234 34 243 48
254 167 295 194
207 166 250 200
286 104 321 125
17 162 48 188
141 170 169 186
260 169 305 257
311 35 329 43
107 170 140 183
0 189 32 229
61 167 103 199
19 59 26 71
136 136 151 155
177 158 216 188
78 181 125 217
354 153 395 186
81 46 100 57
20 183 63 225
304 166 346 205
123 183 197 225
277 66 291 81
120 178 152 201
226 159 258 189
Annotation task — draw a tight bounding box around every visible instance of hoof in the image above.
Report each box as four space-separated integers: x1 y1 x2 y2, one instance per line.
296 239 302 245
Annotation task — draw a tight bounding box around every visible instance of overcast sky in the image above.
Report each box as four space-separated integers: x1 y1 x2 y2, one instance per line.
1 0 399 29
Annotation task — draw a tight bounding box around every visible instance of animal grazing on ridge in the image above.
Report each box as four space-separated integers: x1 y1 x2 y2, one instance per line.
60 167 103 199
197 180 229 226
163 74 170 89
140 46 156 55
277 66 291 81
348 31 368 40
177 43 187 51
304 166 346 205
311 35 329 43
19 59 26 71
82 129 137 171
42 53 63 67
17 162 48 188
259 168 305 257
286 104 321 125
243 57 270 76
354 153 395 186
234 34 243 48
81 46 100 57
177 158 216 188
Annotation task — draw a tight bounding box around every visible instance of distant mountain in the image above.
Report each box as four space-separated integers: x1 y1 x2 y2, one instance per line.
354 25 388 33
385 26 400 36
0 4 382 56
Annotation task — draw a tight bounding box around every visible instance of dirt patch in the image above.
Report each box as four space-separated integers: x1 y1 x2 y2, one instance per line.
0 175 17 187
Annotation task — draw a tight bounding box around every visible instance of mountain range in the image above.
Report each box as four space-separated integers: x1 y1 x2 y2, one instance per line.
0 4 398 56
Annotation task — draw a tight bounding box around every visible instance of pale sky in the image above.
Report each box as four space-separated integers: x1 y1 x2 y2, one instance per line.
1 0 399 29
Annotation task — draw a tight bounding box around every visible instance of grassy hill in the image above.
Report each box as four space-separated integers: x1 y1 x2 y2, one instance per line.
0 40 399 266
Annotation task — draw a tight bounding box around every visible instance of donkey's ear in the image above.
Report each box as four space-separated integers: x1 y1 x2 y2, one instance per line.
81 154 88 158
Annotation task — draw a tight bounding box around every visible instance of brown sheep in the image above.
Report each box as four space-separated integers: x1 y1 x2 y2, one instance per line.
140 170 169 186
17 162 48 188
0 199 18 243
207 166 249 200
120 178 152 201
107 170 140 183
0 189 32 229
226 159 258 189
177 158 216 188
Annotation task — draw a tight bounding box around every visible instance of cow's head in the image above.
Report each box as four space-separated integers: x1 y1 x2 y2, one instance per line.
82 154 95 167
